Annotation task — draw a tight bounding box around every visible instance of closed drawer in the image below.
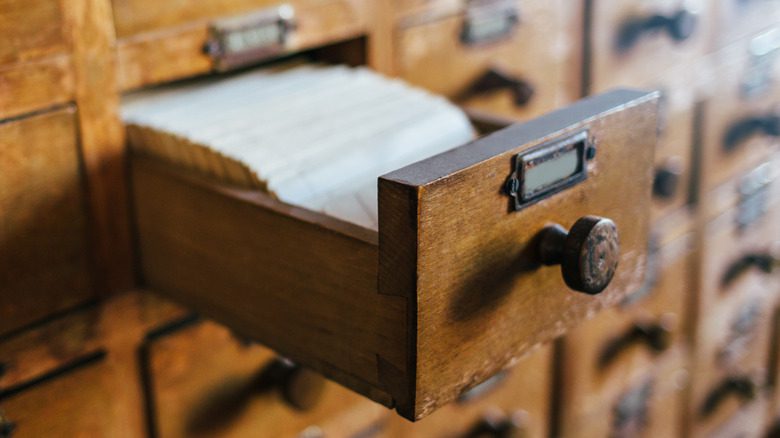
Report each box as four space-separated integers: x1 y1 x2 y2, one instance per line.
560 350 689 438
698 169 780 312
394 0 581 120
690 290 774 437
700 32 780 193
711 0 780 50
145 319 388 438
131 89 658 420
0 107 92 336
0 354 124 438
558 209 694 434
589 0 712 93
387 345 551 438
0 0 74 119
115 0 369 90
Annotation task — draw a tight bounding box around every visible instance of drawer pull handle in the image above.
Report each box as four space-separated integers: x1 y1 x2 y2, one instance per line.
258 358 326 411
465 409 527 438
699 376 756 418
722 251 779 287
723 114 780 152
616 9 698 52
459 67 535 107
653 158 683 199
539 216 620 295
598 322 671 369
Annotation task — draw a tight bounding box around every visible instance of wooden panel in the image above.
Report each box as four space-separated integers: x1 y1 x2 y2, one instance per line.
147 319 389 438
395 0 581 120
589 0 713 93
0 108 92 336
0 0 70 65
115 0 368 90
387 345 552 438
131 157 407 411
699 37 780 194
0 357 126 438
0 290 185 390
70 0 135 292
558 211 694 432
380 89 658 419
559 349 688 438
0 56 74 120
711 0 780 50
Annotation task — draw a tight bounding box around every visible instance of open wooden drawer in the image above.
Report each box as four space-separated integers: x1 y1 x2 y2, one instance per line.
131 89 658 420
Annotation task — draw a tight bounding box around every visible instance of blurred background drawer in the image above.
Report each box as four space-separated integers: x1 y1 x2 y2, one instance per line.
0 0 74 119
0 107 92 337
589 0 712 93
114 0 369 90
558 209 694 436
386 345 551 438
711 0 780 50
144 319 388 438
700 30 780 193
560 349 689 438
394 0 581 120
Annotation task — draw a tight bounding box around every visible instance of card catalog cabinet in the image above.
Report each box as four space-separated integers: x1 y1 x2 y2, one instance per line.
2 0 780 436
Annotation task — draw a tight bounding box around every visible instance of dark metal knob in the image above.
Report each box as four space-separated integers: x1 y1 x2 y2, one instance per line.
723 114 780 152
258 358 326 411
459 67 535 107
653 158 683 199
539 216 620 295
617 9 698 52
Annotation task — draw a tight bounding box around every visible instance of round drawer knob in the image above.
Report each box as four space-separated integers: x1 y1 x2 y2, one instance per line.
259 358 326 411
538 216 620 295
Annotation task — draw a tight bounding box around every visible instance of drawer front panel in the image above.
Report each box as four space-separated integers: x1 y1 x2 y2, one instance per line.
559 222 694 426
590 0 712 93
116 0 368 90
380 89 657 418
146 320 388 438
561 351 688 438
0 108 92 336
388 345 551 438
701 33 780 193
0 356 124 438
712 0 780 50
395 0 581 120
0 0 70 66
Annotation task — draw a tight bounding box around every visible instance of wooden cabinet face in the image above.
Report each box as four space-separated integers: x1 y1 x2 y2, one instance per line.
146 320 388 438
590 0 713 92
558 217 693 436
0 0 70 66
394 0 581 120
700 34 780 193
0 358 127 438
560 351 689 438
387 345 551 438
711 0 780 50
0 108 92 336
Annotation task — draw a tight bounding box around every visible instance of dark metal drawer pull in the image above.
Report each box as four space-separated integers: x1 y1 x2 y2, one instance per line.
598 322 671 369
459 67 535 107
721 252 779 287
616 9 698 52
465 410 526 438
723 114 780 152
699 376 756 418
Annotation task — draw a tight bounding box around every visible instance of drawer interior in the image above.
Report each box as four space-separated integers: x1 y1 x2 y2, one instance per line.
128 63 658 419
